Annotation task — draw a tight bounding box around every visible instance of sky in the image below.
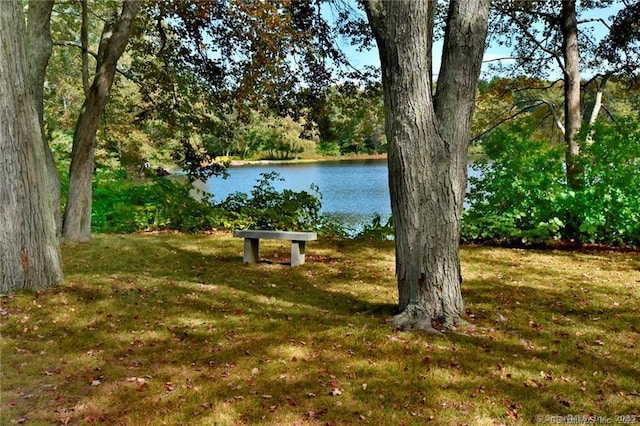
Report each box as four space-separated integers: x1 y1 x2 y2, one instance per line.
331 1 625 80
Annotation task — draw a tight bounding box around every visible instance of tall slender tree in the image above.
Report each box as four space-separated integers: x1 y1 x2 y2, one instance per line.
26 0 62 239
364 0 490 331
63 1 142 242
1 0 64 292
561 0 582 188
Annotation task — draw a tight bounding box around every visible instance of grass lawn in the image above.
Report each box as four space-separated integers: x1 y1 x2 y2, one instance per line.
1 233 638 425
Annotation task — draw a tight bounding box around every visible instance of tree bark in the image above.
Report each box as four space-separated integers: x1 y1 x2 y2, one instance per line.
62 1 142 242
561 0 582 189
26 0 61 239
365 0 489 331
586 75 609 127
1 0 64 292
80 0 90 98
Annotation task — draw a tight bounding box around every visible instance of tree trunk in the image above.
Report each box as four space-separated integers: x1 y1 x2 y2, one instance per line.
1 0 64 292
584 75 609 145
62 1 142 242
561 0 582 189
587 75 609 127
365 0 489 331
26 0 61 239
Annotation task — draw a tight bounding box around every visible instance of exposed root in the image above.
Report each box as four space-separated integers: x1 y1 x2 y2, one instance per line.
392 305 474 336
391 308 444 336
447 318 477 333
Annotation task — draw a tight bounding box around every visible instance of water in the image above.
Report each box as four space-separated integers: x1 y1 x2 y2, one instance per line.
202 158 480 229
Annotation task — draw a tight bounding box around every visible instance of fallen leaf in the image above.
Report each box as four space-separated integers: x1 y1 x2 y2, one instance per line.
306 408 327 418
125 377 146 385
555 396 572 407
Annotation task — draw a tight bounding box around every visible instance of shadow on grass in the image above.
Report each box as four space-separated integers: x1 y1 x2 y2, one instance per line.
2 234 638 425
64 234 399 320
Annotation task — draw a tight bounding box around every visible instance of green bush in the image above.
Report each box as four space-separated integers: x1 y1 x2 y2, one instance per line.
90 170 347 235
355 214 394 240
218 172 324 231
462 116 640 246
92 173 221 233
462 121 567 244
573 117 640 244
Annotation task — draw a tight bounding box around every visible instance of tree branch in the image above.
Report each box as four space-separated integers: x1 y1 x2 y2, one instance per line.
577 17 611 30
513 78 563 93
52 40 155 107
537 98 565 134
506 10 567 74
471 100 545 141
601 104 616 122
482 56 517 63
471 97 566 141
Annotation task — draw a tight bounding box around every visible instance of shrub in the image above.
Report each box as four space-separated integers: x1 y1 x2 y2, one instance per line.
92 173 221 233
573 117 640 244
462 116 640 246
462 121 567 244
218 172 324 231
355 214 394 240
89 170 348 235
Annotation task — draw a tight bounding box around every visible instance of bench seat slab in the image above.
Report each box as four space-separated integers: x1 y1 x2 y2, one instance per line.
234 230 317 241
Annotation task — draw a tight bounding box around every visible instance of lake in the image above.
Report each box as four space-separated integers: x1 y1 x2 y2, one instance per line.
201 158 481 229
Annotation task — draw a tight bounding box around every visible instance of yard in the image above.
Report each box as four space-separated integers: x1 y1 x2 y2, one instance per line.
1 233 638 425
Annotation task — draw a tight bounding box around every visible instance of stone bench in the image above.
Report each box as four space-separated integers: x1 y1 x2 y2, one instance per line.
233 230 317 267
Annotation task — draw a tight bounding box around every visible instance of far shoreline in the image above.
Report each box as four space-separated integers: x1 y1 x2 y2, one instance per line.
228 151 486 167
229 153 388 167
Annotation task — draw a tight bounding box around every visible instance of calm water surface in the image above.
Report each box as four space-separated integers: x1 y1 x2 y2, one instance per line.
203 159 479 228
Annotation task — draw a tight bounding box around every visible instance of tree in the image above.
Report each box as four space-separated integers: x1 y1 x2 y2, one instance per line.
598 0 640 80
62 1 142 242
487 0 640 189
364 0 490 331
561 0 582 189
1 0 63 292
26 0 62 238
128 0 370 167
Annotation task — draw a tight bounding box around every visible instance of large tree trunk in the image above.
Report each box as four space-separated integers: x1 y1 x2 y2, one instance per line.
26 0 61 239
561 0 582 189
62 1 142 242
1 0 64 292
365 0 489 332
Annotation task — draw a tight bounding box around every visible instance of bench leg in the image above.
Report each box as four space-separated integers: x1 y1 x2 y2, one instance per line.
243 238 259 264
290 240 306 266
